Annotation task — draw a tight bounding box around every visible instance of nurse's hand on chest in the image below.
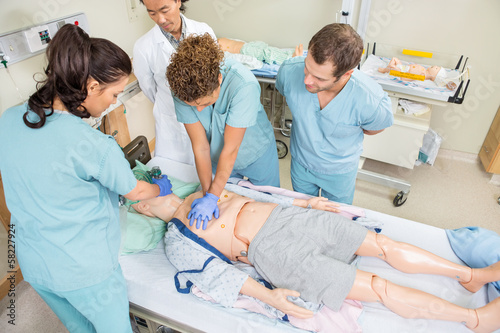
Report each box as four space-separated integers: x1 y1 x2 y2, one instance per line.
188 193 220 230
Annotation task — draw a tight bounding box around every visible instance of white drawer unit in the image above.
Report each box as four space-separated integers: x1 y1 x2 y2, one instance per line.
362 96 432 169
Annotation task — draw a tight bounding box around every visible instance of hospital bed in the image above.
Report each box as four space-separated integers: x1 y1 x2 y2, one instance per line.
121 155 496 333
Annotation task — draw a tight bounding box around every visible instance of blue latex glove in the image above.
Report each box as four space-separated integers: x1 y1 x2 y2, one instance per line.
152 175 172 197
188 193 220 230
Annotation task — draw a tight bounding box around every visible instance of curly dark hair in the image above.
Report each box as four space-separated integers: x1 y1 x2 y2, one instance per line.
26 24 131 128
308 23 363 78
166 33 224 102
139 0 189 13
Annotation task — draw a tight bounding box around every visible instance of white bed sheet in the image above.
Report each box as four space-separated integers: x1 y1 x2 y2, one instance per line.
120 157 493 333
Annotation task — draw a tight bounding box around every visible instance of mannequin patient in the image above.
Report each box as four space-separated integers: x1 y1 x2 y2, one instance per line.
132 188 500 332
218 37 304 65
378 57 457 90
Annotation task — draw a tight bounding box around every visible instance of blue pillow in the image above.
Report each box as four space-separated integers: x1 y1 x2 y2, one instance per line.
445 226 500 299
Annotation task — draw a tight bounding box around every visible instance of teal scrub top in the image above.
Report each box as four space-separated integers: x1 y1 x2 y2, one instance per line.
0 104 137 291
174 58 274 171
276 57 394 174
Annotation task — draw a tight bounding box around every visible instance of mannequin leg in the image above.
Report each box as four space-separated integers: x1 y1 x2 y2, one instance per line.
355 231 500 292
346 270 500 332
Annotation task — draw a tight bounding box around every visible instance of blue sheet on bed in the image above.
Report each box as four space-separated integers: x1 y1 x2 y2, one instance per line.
252 63 281 78
445 226 500 300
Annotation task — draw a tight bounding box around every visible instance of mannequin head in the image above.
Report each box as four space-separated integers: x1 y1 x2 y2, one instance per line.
126 161 199 221
131 193 183 222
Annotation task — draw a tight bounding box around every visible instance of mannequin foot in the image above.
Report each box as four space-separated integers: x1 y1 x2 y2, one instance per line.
467 297 500 333
293 44 303 57
461 268 480 293
461 262 500 293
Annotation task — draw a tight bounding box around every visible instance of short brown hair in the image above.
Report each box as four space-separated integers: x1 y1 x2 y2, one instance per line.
308 23 363 78
166 33 224 102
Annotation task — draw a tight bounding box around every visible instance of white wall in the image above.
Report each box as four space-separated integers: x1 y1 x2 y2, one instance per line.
1 0 499 155
0 0 154 112
187 0 342 47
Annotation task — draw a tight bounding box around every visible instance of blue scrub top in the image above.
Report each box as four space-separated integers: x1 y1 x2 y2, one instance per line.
174 58 274 171
0 104 137 291
276 57 393 174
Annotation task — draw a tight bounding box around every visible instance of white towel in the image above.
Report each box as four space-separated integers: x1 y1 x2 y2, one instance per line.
399 99 430 116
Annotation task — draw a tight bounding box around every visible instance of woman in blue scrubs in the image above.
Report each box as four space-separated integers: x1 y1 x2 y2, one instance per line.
167 33 279 230
0 25 172 333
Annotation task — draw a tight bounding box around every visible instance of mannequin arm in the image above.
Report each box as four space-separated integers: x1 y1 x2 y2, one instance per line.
293 197 340 213
240 277 313 319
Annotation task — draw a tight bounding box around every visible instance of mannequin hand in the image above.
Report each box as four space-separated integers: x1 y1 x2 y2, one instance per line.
266 288 313 319
152 175 172 197
307 197 340 213
188 193 220 230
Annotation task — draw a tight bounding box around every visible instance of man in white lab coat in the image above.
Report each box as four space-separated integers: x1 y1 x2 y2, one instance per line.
133 0 216 164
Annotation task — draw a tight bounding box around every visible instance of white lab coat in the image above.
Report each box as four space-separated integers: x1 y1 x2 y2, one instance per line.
133 15 216 165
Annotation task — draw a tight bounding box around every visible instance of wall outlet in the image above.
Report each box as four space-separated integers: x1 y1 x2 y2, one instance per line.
24 25 51 53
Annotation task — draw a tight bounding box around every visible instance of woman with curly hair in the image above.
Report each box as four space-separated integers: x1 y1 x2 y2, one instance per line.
0 24 172 332
167 33 279 230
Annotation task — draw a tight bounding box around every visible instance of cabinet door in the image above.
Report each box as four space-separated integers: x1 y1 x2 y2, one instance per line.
479 106 500 174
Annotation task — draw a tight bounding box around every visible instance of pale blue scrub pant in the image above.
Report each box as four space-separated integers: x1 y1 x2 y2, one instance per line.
30 266 132 333
291 159 357 205
230 141 280 187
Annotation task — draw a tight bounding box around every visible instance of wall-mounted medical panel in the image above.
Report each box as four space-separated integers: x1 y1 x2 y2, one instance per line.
0 13 89 68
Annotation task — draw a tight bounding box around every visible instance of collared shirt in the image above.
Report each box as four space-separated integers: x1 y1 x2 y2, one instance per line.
160 16 186 50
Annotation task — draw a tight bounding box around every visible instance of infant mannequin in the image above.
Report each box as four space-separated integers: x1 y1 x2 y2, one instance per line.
378 57 457 90
218 37 304 65
132 188 500 332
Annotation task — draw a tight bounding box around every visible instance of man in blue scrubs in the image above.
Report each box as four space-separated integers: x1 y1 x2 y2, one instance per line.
276 23 393 204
